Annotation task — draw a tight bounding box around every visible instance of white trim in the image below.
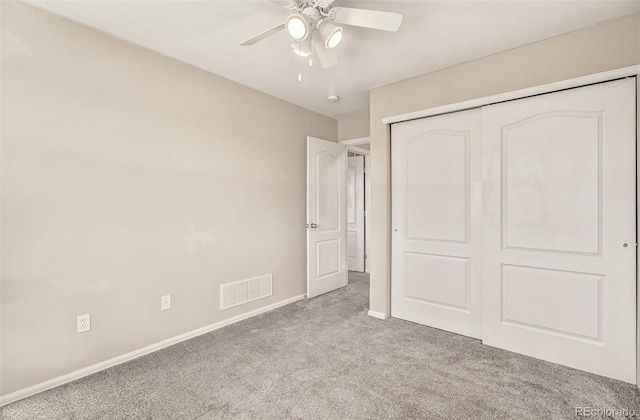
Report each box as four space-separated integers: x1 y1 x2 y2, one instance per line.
347 145 370 156
0 293 306 407
368 310 389 320
364 155 371 274
340 136 370 146
382 65 640 124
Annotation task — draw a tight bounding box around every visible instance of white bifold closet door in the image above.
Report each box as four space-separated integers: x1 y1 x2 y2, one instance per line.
482 78 636 383
391 108 483 339
391 78 636 383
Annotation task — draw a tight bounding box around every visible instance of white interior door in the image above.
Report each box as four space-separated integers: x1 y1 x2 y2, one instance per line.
347 155 365 272
307 136 347 298
482 79 636 383
391 108 483 339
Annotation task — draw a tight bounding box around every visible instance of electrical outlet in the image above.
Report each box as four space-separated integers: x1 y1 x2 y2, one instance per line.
77 313 91 333
161 295 171 311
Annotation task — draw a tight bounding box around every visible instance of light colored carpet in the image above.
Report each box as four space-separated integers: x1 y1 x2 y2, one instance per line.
2 271 639 419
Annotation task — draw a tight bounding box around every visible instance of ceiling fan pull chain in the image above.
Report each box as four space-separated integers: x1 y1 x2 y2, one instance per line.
297 46 303 82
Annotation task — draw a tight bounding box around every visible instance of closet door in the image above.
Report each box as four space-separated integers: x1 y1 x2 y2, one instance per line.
391 108 483 339
482 79 636 383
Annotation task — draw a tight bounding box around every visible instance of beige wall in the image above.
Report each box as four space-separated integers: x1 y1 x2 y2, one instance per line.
369 13 640 319
338 114 370 141
0 1 337 396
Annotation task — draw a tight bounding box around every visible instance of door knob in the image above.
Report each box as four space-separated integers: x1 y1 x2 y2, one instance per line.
310 223 318 229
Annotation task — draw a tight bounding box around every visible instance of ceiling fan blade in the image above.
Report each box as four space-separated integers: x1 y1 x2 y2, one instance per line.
330 7 403 32
240 23 285 46
269 0 296 9
312 35 337 69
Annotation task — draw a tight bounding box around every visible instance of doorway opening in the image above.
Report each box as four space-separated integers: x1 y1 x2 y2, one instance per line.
341 137 370 275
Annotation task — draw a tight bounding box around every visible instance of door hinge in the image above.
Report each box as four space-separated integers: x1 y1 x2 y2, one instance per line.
364 254 368 260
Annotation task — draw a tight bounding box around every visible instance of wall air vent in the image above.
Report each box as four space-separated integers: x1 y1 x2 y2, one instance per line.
220 274 273 310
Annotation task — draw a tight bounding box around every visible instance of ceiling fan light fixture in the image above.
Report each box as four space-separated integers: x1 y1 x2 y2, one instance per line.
327 28 343 49
286 14 310 41
317 19 343 49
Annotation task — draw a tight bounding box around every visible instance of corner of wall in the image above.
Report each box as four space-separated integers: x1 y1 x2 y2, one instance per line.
338 114 370 141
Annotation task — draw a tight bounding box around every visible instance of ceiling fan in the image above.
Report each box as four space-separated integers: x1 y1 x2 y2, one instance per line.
240 0 403 69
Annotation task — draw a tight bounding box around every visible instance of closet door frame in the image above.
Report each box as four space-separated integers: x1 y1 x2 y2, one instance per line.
383 66 640 125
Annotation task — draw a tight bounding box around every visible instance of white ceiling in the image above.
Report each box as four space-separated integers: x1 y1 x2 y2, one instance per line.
24 0 640 119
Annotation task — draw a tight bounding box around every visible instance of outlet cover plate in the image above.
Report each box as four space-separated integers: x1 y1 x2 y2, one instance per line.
161 295 171 310
77 313 91 333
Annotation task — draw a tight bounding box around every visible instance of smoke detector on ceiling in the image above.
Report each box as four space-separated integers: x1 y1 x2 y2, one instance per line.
327 95 340 102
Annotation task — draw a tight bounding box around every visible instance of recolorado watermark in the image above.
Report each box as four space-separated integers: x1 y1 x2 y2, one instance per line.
575 407 637 417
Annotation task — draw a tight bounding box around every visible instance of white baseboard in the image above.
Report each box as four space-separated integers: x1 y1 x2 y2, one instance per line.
0 293 306 407
367 310 389 320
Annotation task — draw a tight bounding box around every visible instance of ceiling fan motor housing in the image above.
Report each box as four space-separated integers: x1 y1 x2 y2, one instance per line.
301 7 321 22
291 0 333 11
